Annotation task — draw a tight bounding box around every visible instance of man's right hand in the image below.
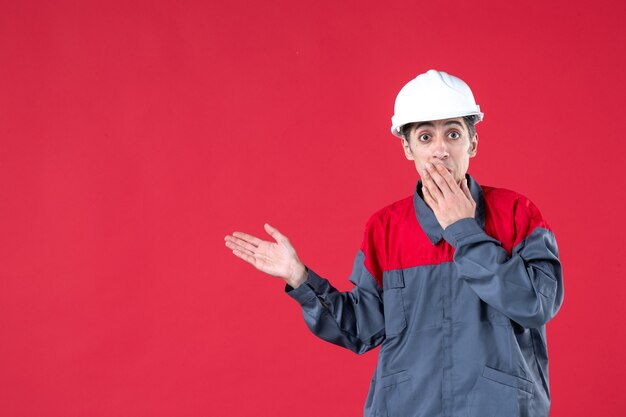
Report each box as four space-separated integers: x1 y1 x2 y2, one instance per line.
224 223 308 289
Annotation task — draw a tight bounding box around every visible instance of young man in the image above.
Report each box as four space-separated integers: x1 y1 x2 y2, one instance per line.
224 69 564 417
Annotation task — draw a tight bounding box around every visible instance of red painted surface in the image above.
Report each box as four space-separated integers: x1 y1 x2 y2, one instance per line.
1 0 625 416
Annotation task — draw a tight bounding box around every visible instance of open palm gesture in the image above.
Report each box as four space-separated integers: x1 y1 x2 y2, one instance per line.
224 223 307 288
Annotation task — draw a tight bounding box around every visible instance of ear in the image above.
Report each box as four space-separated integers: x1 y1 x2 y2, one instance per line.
402 137 415 161
469 133 478 158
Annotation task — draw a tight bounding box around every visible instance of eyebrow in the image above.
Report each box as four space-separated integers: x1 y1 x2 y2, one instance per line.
414 120 463 131
414 122 434 130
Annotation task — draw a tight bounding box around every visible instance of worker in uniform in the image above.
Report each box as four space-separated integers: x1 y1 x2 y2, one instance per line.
224 69 564 417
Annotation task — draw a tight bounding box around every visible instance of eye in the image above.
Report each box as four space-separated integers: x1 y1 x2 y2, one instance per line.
418 133 431 142
448 131 460 140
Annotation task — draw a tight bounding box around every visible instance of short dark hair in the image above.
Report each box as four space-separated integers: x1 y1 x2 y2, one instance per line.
400 115 479 142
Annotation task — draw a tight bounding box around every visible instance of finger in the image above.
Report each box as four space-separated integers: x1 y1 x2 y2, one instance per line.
264 223 287 242
226 235 259 254
231 231 261 247
422 170 444 201
436 164 463 196
461 178 474 202
423 179 443 202
428 164 453 196
422 183 437 206
225 239 255 257
231 248 258 266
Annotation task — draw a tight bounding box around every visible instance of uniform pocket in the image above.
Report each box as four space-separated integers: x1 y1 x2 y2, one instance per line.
379 370 411 417
466 366 533 417
382 270 407 336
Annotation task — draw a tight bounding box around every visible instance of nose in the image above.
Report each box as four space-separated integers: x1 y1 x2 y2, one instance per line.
432 136 450 160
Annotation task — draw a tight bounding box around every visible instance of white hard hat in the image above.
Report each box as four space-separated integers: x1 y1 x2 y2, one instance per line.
390 69 484 138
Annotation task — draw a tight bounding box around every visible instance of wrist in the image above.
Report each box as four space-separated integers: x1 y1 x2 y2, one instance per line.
443 214 473 230
286 261 307 289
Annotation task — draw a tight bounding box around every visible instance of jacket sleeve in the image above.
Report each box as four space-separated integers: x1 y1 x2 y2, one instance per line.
442 201 564 329
284 249 386 354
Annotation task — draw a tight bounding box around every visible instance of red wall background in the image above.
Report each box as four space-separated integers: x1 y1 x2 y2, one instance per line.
1 0 625 416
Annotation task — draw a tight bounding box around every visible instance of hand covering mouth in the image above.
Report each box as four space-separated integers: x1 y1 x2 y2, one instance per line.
432 163 453 173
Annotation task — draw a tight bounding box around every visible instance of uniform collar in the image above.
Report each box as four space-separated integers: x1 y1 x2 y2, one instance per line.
413 173 486 245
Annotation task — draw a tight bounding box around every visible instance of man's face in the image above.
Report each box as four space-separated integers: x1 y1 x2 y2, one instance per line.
401 117 478 184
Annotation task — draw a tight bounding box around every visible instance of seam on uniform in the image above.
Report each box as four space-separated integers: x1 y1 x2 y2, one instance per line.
383 261 454 273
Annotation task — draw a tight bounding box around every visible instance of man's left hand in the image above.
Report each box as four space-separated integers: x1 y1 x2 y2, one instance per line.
422 163 476 229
